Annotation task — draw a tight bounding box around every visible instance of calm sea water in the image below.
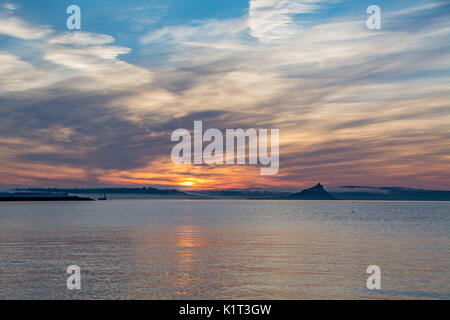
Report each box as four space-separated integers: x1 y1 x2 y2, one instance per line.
0 200 448 299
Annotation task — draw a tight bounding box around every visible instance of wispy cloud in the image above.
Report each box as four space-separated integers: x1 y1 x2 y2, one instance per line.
49 32 115 46
0 52 59 91
248 0 323 41
2 2 19 11
0 15 52 39
114 4 167 31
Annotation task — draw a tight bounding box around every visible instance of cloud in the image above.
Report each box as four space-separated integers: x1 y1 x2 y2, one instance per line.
2 2 18 11
48 32 115 46
0 16 52 39
0 31 153 95
44 32 153 91
327 186 390 194
141 18 248 45
0 52 59 92
248 0 322 41
114 4 167 31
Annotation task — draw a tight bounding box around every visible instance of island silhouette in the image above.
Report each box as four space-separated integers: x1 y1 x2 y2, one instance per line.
288 183 337 200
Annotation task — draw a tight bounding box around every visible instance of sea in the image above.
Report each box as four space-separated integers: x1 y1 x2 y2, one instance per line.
0 200 448 299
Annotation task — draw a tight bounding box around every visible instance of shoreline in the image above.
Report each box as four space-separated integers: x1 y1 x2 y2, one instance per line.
0 196 94 201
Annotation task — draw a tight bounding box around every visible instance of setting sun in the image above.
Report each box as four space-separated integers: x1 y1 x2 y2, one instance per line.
178 180 196 187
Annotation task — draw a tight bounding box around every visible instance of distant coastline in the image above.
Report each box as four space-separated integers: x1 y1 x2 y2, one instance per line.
11 184 450 201
0 192 93 201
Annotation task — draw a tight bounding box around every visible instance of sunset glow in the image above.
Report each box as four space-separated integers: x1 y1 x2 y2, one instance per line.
0 1 449 190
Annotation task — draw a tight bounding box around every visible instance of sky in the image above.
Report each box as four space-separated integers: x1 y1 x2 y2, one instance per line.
0 0 449 190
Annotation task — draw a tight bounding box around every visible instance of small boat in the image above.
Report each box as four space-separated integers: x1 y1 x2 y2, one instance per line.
98 193 108 200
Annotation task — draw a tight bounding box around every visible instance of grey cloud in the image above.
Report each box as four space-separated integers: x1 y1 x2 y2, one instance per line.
4 88 274 172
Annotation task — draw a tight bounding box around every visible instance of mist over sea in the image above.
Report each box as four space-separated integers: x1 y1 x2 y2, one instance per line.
0 200 448 299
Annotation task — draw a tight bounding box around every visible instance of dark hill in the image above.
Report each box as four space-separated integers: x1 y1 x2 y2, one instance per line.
331 186 450 201
289 183 337 200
